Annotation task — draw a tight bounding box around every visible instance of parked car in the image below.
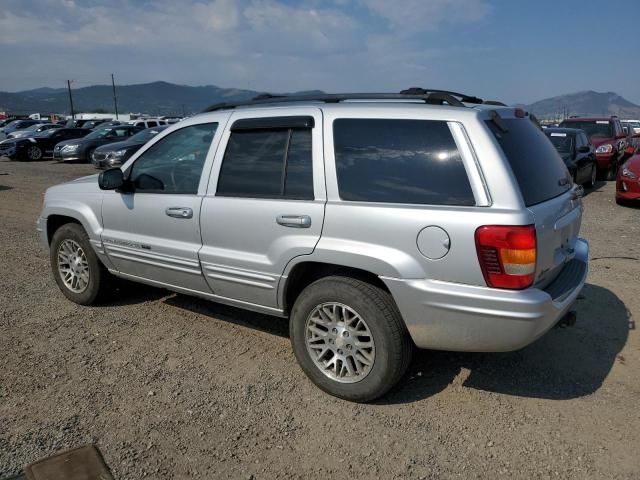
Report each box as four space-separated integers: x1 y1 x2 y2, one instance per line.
129 118 166 129
10 128 92 161
0 119 44 140
616 153 640 205
92 125 169 169
622 119 640 135
37 91 588 402
53 125 142 162
8 123 63 139
559 116 628 180
83 120 123 130
544 128 597 187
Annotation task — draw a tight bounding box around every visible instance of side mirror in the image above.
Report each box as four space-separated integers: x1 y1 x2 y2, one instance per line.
98 168 125 190
577 145 590 153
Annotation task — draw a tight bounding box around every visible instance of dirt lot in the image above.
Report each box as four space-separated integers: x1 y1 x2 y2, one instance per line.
0 158 638 479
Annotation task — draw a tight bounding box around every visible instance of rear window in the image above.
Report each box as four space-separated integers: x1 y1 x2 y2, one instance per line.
560 120 613 139
486 117 571 206
332 119 474 205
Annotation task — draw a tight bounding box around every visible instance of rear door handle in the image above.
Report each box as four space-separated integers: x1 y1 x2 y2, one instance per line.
276 215 312 228
165 207 193 219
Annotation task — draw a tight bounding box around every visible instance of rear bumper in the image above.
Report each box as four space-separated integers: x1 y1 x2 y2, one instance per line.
383 238 589 352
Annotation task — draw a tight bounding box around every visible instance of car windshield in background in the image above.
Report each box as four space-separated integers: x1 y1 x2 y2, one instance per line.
486 117 571 206
561 121 612 138
129 126 168 143
85 127 118 140
546 132 573 153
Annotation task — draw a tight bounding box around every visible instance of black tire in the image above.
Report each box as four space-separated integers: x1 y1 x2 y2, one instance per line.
290 275 413 402
606 162 617 181
586 163 597 188
85 148 95 164
26 145 43 161
49 223 108 305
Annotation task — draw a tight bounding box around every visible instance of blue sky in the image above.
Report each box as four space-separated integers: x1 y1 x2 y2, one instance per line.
1 0 639 104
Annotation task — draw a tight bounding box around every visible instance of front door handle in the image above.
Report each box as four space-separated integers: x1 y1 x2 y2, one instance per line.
166 207 193 219
276 215 312 228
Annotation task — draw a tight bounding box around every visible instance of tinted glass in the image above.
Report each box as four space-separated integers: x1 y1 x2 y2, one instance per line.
283 129 313 199
333 119 474 205
129 123 217 194
560 121 613 139
486 118 571 206
130 126 168 143
217 130 288 198
546 132 574 153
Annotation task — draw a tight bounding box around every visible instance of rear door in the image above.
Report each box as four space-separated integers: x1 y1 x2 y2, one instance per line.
485 116 582 287
199 108 325 309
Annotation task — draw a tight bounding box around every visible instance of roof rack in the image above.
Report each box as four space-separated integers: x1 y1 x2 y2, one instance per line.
204 88 503 112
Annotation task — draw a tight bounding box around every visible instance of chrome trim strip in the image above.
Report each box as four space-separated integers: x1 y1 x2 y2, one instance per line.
202 263 276 282
204 272 274 290
105 244 200 268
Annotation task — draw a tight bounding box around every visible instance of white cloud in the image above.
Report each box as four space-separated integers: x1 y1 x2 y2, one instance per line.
362 0 491 31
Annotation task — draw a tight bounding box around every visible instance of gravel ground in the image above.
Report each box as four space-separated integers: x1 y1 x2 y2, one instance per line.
0 158 638 479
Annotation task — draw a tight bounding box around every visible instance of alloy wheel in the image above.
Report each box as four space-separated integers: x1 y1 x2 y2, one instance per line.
305 302 376 383
57 239 90 293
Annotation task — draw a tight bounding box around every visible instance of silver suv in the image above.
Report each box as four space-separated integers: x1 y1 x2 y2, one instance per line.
37 90 589 402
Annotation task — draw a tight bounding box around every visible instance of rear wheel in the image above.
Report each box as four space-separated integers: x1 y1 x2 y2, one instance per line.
50 223 108 305
290 276 413 402
85 148 96 164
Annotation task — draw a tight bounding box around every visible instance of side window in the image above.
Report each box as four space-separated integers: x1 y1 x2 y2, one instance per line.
333 119 474 206
128 123 218 194
147 121 158 128
216 126 314 200
574 134 583 148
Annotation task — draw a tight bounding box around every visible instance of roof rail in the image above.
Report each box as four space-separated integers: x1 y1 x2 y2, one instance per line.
204 88 495 112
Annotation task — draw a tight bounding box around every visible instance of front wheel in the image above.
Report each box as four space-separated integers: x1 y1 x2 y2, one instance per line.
50 223 108 305
586 163 597 188
606 162 618 181
290 276 413 402
26 145 43 161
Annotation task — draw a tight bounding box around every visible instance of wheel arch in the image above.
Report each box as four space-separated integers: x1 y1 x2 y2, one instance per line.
280 260 393 315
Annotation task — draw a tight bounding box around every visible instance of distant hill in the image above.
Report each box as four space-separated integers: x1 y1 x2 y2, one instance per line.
525 91 640 119
0 81 323 116
2 82 639 119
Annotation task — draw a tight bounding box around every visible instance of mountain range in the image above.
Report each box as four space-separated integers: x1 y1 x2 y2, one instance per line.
1 81 639 119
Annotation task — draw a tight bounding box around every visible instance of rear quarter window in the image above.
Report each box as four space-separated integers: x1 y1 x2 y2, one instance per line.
486 117 571 206
332 119 474 206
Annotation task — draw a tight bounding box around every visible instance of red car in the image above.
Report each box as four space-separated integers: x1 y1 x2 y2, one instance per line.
616 153 640 205
560 116 629 180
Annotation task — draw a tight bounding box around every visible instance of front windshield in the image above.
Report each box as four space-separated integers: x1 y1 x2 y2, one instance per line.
84 127 114 140
546 132 573 154
561 121 613 138
129 126 167 143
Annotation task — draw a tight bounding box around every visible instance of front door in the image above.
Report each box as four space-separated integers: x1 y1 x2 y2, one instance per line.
101 121 221 292
199 108 326 309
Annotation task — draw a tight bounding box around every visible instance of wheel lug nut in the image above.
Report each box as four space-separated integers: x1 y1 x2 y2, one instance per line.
337 349 343 355
346 344 352 350
332 328 338 334
342 331 349 337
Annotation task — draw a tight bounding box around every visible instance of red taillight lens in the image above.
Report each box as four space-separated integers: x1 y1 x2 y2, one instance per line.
475 225 537 289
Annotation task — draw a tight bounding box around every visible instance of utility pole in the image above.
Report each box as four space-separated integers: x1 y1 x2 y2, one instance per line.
111 73 119 119
67 80 75 119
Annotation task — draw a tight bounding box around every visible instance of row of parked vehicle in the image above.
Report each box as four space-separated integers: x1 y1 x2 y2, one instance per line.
542 116 640 205
0 117 173 167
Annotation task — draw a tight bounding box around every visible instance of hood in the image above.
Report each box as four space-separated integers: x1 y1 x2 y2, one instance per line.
55 138 82 148
95 139 142 153
46 174 101 195
589 137 615 148
623 154 640 175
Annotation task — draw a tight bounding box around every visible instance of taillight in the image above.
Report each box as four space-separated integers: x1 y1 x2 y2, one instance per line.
475 225 537 289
